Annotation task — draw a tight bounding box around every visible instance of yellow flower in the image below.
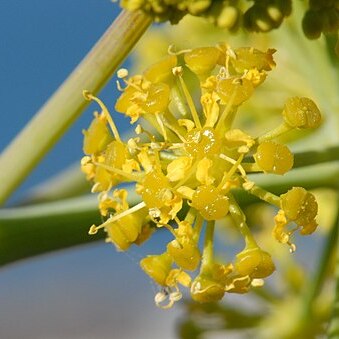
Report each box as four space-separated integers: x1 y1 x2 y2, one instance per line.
81 43 321 307
254 141 294 175
235 246 275 278
191 263 233 303
140 252 173 286
82 112 113 155
167 238 201 271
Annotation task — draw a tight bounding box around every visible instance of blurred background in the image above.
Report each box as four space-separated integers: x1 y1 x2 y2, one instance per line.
1 1 337 338
0 1 183 338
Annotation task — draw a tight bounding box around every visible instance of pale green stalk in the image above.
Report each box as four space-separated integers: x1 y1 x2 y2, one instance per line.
328 210 339 337
0 185 140 265
0 10 152 205
201 220 215 272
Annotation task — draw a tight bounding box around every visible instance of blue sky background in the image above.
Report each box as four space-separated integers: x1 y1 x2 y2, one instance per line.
0 0 131 202
0 2 184 338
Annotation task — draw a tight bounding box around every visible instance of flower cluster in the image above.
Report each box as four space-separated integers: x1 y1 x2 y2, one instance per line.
302 0 339 40
120 0 292 31
81 43 321 308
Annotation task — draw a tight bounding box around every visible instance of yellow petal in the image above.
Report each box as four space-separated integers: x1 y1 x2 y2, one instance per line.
196 158 214 185
178 118 195 132
224 129 255 152
176 185 195 200
201 92 219 128
166 156 193 182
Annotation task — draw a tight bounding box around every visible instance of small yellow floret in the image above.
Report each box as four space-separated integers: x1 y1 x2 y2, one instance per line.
190 274 225 303
235 246 275 278
191 185 229 220
82 113 113 155
167 239 201 271
283 97 322 129
254 141 294 175
280 187 318 228
184 47 221 76
216 77 254 106
140 252 173 286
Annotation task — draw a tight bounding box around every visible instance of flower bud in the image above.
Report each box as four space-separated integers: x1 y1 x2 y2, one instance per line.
254 141 294 175
280 187 318 226
143 55 177 84
283 97 321 129
167 239 201 271
191 185 229 220
106 212 144 251
184 47 221 76
190 274 225 303
216 77 254 106
140 252 173 286
83 115 113 155
235 247 275 278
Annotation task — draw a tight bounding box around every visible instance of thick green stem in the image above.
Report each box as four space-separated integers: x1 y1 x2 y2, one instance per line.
0 186 141 266
0 195 103 266
0 10 152 206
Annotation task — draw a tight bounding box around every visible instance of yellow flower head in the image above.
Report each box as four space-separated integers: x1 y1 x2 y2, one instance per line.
81 43 321 307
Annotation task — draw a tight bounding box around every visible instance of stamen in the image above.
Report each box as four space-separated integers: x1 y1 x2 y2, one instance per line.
174 67 202 129
288 242 297 253
168 143 185 150
94 162 143 182
91 201 146 233
168 44 192 56
215 89 237 132
251 279 264 287
116 80 124 92
174 161 198 189
83 90 122 142
155 113 168 142
155 291 174 309
218 154 245 190
117 68 129 78
169 291 182 302
135 124 156 142
163 111 187 142
219 154 246 176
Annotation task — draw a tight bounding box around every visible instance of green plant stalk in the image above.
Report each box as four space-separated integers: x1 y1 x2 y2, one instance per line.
0 187 141 266
298 205 338 334
328 208 339 338
0 10 152 206
0 195 103 266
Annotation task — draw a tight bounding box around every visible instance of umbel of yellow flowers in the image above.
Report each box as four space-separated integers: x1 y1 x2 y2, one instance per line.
81 43 322 308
